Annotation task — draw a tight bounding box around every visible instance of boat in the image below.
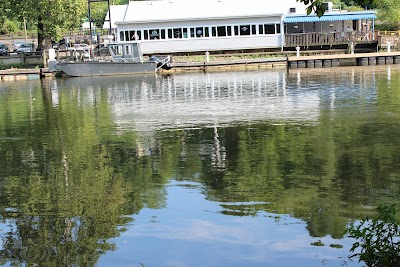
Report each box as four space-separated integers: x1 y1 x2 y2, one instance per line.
53 41 172 77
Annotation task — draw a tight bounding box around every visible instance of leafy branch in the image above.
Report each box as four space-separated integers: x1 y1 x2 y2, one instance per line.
347 204 400 266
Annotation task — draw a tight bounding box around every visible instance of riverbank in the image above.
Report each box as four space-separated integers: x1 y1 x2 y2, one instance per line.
2 50 400 80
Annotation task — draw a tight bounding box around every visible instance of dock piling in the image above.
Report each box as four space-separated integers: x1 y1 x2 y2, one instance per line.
368 57 376 65
306 60 314 68
386 56 394 64
377 57 386 65
323 59 332 68
359 58 368 66
314 60 322 68
297 61 306 68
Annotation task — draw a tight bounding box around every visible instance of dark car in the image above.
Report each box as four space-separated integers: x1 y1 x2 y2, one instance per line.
0 43 9 56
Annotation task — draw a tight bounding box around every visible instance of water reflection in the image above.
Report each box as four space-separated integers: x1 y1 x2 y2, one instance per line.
54 71 319 132
1 66 400 267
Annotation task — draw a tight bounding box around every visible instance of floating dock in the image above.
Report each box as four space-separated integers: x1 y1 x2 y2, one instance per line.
287 52 400 68
0 68 53 81
164 57 287 73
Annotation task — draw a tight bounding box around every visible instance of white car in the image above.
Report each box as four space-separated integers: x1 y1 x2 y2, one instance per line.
16 42 35 53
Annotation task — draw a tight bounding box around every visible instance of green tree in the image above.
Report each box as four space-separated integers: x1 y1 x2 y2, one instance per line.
0 0 87 49
347 204 400 266
375 0 400 29
89 0 129 28
0 18 18 34
297 0 376 16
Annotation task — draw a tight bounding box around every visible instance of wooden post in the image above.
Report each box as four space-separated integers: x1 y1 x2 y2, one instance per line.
20 52 25 65
43 49 47 68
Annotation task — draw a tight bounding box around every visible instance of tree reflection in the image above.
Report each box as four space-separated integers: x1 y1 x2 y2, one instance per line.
0 80 167 266
1 67 400 265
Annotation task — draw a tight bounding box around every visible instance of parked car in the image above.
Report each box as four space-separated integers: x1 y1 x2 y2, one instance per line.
16 42 35 53
0 43 8 55
12 41 24 52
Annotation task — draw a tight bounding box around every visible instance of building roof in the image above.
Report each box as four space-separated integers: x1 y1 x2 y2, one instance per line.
104 0 308 27
103 4 128 29
103 0 376 29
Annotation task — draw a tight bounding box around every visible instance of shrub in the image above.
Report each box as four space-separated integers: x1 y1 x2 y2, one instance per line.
1 19 18 34
347 204 400 267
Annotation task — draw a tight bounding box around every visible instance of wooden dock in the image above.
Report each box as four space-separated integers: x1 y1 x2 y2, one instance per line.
0 68 53 81
288 52 400 68
163 57 287 73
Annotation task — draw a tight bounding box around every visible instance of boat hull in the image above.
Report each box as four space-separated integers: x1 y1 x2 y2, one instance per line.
56 61 157 77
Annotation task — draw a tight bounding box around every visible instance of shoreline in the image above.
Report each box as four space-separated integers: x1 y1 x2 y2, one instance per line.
1 51 400 80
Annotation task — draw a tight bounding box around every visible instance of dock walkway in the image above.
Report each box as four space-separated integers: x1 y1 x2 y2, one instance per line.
287 52 400 68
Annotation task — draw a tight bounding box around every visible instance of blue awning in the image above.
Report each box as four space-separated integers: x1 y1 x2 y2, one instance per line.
284 13 376 23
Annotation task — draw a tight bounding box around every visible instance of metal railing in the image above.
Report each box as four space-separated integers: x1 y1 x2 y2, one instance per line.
285 31 377 48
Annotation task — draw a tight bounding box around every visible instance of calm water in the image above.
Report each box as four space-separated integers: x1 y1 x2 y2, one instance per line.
1 66 400 267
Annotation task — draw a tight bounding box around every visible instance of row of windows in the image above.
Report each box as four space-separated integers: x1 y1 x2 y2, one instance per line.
119 24 281 41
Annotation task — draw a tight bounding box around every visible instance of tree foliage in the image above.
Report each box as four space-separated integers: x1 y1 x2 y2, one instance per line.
297 0 377 16
347 204 400 266
375 0 400 29
0 0 87 48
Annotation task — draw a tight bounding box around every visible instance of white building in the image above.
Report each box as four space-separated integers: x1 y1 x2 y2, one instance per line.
103 0 376 54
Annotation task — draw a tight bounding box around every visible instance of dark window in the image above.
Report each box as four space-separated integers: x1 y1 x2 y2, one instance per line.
258 25 264 35
204 27 209 37
136 31 141 40
264 24 275 34
276 24 281 34
227 26 232 36
234 26 239 35
251 25 256 35
183 28 188 38
212 27 217 37
129 31 135 40
240 25 250 35
144 30 149 40
190 28 195 37
168 29 173 39
217 26 226 37
120 31 125 41
149 29 159 40
173 28 181 38
124 31 129 41
196 27 203 37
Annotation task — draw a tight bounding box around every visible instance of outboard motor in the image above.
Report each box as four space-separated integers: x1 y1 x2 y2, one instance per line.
161 62 172 70
149 55 172 70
